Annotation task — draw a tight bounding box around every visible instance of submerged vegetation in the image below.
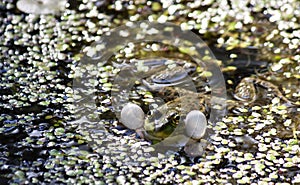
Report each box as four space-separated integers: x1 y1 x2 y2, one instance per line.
0 0 299 184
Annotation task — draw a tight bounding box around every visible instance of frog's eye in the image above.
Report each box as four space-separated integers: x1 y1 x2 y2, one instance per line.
185 110 207 139
120 103 145 130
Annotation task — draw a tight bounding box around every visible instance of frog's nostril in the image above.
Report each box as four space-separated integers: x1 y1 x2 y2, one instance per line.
120 103 145 130
185 110 207 139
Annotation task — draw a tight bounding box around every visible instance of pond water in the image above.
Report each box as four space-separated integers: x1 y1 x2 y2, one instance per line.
0 0 300 184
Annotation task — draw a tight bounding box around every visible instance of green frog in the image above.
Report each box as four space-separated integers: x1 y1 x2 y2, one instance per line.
144 76 297 131
141 73 298 156
125 59 298 157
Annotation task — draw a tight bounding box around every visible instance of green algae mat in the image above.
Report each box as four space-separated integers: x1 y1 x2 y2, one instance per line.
0 0 300 184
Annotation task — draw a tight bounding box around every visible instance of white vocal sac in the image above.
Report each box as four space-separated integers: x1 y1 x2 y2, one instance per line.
185 110 207 139
120 103 145 130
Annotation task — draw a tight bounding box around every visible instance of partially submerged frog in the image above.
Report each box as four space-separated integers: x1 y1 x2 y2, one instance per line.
119 58 298 157
143 74 297 132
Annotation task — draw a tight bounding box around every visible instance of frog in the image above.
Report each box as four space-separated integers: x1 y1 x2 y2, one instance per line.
144 76 297 130
139 73 298 157
122 58 298 157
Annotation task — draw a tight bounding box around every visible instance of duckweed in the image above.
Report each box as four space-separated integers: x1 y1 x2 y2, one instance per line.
1 0 300 184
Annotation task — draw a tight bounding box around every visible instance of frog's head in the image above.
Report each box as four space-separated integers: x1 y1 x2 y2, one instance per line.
120 103 208 141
